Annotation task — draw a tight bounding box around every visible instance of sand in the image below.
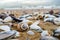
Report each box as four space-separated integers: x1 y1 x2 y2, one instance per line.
0 9 60 40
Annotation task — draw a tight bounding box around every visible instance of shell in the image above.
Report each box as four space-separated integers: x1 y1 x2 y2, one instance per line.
40 36 59 40
17 23 29 32
0 25 10 31
3 16 12 22
41 30 50 37
27 21 33 26
54 18 60 25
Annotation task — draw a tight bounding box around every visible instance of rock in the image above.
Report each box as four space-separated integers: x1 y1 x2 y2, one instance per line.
27 30 35 35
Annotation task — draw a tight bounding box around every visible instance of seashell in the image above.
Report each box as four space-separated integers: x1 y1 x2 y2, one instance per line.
44 14 55 19
27 21 33 26
0 19 3 22
53 27 60 36
15 31 20 37
30 20 43 32
54 18 60 25
33 12 39 16
22 19 33 26
17 23 29 32
41 30 50 37
37 12 44 19
44 14 55 22
3 16 13 22
44 18 53 22
27 30 35 35
40 36 59 40
0 25 11 31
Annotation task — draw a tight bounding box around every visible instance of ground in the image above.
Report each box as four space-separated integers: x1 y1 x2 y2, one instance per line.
11 19 60 40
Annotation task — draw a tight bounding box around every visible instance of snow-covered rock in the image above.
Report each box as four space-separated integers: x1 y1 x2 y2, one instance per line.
0 25 10 31
3 16 13 22
27 30 35 35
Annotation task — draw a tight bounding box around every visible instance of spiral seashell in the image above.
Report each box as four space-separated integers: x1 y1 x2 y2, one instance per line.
17 23 29 32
